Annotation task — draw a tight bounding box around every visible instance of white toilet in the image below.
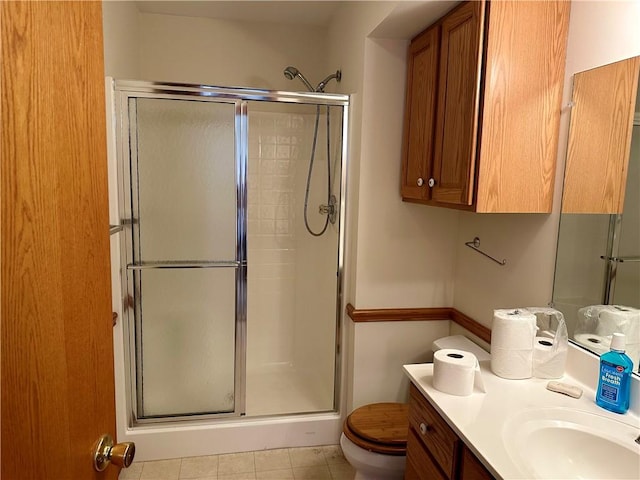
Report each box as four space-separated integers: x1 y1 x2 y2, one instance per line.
340 402 408 480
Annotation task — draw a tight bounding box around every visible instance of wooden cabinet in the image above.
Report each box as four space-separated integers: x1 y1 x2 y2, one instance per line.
561 56 640 214
405 384 495 480
400 24 440 201
400 0 570 213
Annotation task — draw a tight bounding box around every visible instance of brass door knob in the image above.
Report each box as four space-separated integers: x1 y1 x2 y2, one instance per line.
93 434 136 471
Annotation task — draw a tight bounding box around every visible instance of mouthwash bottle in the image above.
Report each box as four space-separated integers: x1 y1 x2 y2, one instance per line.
596 333 633 414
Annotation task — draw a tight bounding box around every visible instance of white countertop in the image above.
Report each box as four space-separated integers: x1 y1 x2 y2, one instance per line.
403 360 640 479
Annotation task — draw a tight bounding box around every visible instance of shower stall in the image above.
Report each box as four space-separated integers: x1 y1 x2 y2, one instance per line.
111 79 348 453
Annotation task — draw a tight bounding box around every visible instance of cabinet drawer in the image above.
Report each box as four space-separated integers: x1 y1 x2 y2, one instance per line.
408 384 459 478
405 426 448 480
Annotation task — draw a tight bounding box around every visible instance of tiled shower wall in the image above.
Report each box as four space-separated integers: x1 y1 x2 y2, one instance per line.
247 110 307 372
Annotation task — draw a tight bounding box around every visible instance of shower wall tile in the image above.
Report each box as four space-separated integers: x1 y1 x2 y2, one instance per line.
247 110 308 370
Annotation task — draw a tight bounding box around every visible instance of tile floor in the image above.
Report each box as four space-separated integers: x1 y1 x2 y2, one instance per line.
119 445 355 480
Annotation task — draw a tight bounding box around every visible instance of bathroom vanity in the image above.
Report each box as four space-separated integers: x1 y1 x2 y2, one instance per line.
403 349 640 479
405 383 494 480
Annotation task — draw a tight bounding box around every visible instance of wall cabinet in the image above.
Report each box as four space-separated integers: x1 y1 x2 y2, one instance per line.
400 0 570 213
405 384 494 480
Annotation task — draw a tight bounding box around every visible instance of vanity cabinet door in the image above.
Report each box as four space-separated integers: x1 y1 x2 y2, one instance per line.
458 445 495 480
400 24 440 201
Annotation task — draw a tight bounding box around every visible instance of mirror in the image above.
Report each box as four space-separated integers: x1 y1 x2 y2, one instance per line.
553 56 640 372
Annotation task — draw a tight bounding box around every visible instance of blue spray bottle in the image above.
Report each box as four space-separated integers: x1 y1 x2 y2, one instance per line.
596 333 633 414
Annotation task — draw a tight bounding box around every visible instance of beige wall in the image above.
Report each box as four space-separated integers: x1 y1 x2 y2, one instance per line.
137 13 329 89
102 0 139 79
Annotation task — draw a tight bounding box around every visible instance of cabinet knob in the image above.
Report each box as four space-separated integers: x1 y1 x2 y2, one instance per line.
417 177 424 187
428 178 436 188
419 422 430 435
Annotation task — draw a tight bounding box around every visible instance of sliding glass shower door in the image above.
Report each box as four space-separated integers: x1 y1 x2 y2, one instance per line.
115 80 349 425
123 96 246 419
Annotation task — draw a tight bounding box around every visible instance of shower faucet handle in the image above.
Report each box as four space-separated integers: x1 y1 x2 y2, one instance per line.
319 204 335 215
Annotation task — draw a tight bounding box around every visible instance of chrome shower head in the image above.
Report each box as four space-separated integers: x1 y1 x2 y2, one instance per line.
283 66 314 92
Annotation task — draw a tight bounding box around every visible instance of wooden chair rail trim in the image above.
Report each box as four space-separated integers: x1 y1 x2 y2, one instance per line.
345 303 491 344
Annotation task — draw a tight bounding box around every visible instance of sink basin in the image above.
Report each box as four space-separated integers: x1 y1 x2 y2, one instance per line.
502 407 640 479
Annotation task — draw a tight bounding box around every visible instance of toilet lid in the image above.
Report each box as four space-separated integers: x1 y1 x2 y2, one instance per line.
344 403 408 455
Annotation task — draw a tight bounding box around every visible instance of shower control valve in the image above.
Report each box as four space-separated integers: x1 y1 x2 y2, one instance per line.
319 195 338 225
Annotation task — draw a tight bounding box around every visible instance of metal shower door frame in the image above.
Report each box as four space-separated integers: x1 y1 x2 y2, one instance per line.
113 80 350 425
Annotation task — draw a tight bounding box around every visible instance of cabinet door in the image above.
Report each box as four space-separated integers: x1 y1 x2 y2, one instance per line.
562 56 640 214
458 445 496 480
401 24 440 201
431 1 485 206
405 427 448 480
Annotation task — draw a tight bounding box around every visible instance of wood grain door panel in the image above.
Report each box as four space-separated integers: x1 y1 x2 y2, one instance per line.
1 2 117 479
476 0 570 213
401 25 440 201
562 56 640 214
432 1 484 206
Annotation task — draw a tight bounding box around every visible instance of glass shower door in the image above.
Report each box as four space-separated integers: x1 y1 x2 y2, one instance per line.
124 97 245 419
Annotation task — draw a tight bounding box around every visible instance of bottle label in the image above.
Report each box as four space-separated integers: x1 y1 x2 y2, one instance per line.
599 362 623 404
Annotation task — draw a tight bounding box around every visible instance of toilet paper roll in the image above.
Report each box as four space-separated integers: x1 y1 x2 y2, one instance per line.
596 306 640 341
491 309 537 350
490 309 537 379
533 337 567 379
573 333 610 355
491 347 534 379
433 349 484 396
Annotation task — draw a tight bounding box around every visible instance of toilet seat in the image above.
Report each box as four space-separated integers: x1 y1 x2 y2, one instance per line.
343 403 409 456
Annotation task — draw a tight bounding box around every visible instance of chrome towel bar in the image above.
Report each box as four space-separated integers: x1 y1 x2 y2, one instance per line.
465 237 507 266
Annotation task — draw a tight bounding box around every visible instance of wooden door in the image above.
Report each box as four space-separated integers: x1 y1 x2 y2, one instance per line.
1 2 118 479
400 24 440 202
431 1 485 206
562 56 640 214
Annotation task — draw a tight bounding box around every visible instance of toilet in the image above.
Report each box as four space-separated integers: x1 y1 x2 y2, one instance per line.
340 402 408 480
341 335 489 479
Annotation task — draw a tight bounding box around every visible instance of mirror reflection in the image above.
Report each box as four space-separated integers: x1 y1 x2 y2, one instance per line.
553 56 640 372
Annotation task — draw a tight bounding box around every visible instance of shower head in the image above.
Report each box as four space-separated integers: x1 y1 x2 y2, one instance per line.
315 70 342 92
283 66 314 92
283 66 298 80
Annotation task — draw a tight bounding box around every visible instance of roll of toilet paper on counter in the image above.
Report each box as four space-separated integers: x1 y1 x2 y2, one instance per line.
433 349 485 396
491 309 537 350
533 337 567 379
573 333 611 355
491 309 537 379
